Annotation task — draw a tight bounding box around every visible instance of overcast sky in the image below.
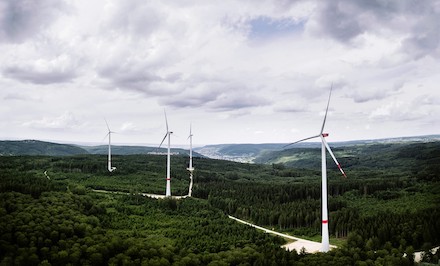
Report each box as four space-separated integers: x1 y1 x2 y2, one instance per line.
1 0 439 146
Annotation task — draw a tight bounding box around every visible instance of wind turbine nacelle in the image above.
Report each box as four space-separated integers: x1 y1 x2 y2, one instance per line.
322 133 329 137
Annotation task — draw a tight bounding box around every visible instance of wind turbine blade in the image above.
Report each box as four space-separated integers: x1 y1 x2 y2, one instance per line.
158 133 168 150
320 84 333 134
283 134 320 148
321 136 347 178
164 109 169 132
102 132 110 141
188 123 192 139
104 118 111 132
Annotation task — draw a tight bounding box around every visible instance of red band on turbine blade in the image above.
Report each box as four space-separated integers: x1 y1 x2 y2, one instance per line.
337 164 347 177
322 220 328 224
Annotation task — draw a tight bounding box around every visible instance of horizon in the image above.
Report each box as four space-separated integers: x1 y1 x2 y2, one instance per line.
2 133 439 148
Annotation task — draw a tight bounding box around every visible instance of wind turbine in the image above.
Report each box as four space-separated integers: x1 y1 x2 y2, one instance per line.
187 124 194 197
158 110 172 197
105 119 117 172
284 85 346 252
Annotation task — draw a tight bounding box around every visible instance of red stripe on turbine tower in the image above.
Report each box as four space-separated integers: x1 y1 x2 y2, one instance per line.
166 178 171 180
322 220 328 224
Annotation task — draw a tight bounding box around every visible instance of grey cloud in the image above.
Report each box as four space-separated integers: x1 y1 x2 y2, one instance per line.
2 65 76 84
350 84 402 103
412 94 440 106
274 104 308 113
351 89 389 103
160 80 227 108
99 66 160 86
161 88 219 108
3 93 32 101
311 0 393 42
310 0 440 59
315 2 363 42
0 0 67 43
161 78 271 111
402 21 440 59
98 64 182 96
207 92 270 111
103 0 164 37
161 97 212 108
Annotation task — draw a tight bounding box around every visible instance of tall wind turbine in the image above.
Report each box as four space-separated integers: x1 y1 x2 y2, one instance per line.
187 124 194 197
158 110 173 197
284 85 346 252
105 119 117 172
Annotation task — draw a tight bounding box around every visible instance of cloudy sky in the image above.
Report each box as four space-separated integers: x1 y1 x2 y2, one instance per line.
1 0 439 146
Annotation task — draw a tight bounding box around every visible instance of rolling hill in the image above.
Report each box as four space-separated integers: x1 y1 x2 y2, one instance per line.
195 135 440 162
81 144 202 156
0 140 202 157
0 140 88 156
253 141 440 181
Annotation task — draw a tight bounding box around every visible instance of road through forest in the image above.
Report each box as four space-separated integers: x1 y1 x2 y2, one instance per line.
91 189 437 260
228 215 336 253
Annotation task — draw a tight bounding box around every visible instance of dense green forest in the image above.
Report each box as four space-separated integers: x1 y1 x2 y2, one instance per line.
1 141 440 265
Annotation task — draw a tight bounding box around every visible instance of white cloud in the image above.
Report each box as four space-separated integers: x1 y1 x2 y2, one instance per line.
23 111 86 130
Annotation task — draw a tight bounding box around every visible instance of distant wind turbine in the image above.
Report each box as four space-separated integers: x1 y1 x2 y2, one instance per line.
284 85 346 252
187 124 194 197
158 110 172 197
105 119 117 172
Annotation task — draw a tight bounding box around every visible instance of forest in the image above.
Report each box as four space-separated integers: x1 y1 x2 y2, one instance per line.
1 141 439 265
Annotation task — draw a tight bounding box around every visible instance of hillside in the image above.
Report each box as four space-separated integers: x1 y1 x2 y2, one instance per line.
195 134 440 162
81 145 200 156
254 141 440 181
0 140 88 156
0 140 200 158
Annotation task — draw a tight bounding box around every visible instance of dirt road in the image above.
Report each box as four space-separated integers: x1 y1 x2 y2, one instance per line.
228 215 336 253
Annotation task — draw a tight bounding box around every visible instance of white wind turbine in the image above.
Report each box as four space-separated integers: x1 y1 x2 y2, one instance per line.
105 119 117 172
187 124 194 197
158 110 172 197
284 85 346 252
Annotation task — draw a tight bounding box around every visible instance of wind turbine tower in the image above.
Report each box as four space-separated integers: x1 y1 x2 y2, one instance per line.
158 110 173 197
187 124 195 197
284 85 346 252
105 119 117 172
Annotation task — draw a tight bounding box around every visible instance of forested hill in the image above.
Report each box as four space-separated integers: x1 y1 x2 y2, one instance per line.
0 140 199 157
195 135 440 162
254 141 440 179
82 145 203 157
0 140 88 156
